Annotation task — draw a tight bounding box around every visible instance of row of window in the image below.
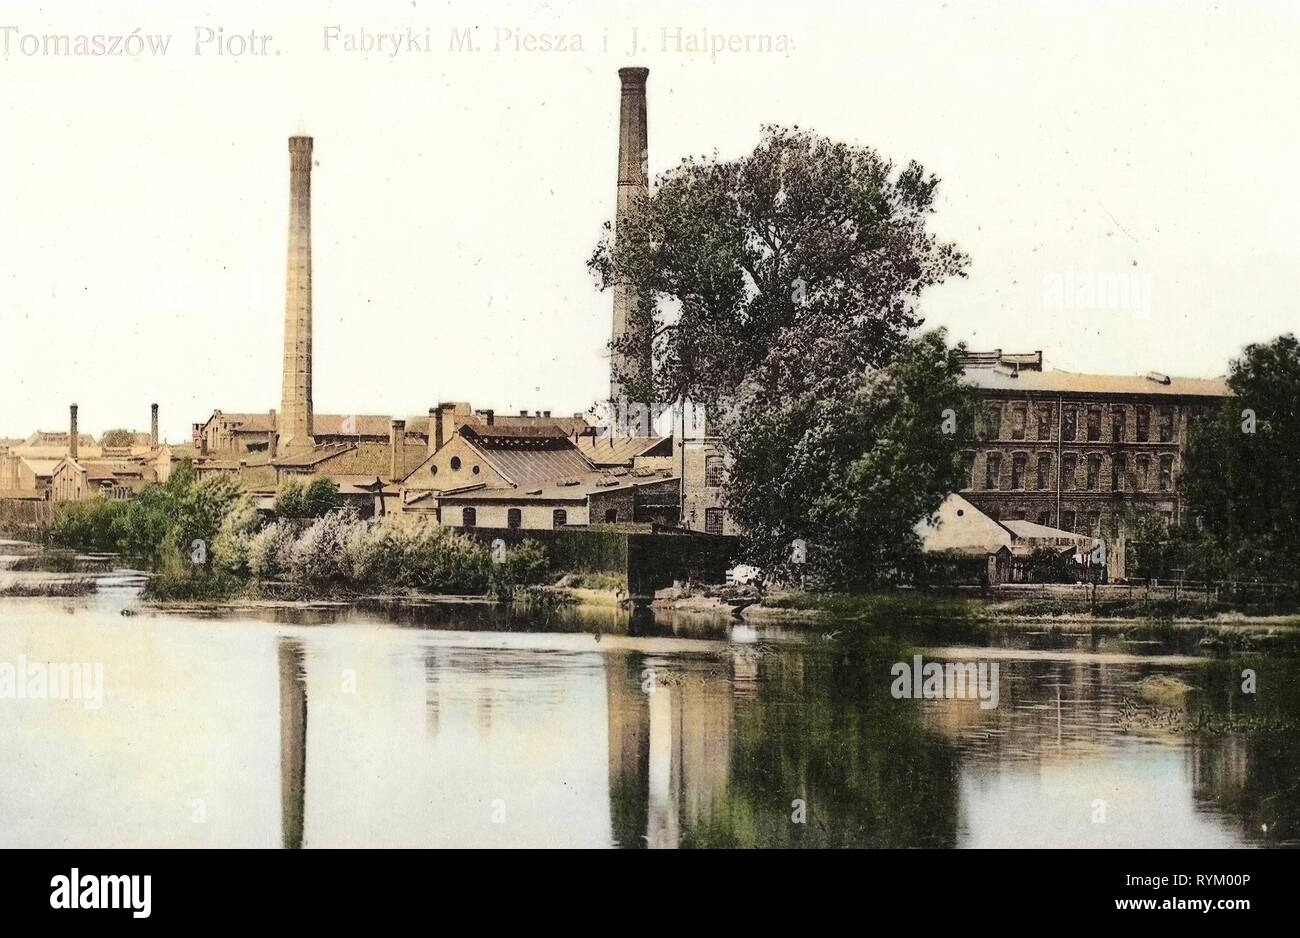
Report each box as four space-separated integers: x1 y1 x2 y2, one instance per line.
985 507 1175 535
974 451 1175 492
983 403 1179 444
455 506 725 532
458 507 625 528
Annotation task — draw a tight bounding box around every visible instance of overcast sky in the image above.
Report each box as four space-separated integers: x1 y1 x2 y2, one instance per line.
2 0 1297 441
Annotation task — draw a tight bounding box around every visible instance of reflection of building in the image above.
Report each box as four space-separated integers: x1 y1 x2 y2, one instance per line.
278 639 307 850
605 652 733 847
959 351 1229 535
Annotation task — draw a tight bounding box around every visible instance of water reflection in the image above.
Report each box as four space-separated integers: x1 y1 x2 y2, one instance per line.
278 640 307 849
1 592 1297 848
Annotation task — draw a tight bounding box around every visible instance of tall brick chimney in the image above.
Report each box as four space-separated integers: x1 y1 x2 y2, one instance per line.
150 403 159 448
611 66 653 406
278 136 314 454
69 404 78 461
389 419 405 481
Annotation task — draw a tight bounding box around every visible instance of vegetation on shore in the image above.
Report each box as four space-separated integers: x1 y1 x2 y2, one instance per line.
752 589 1300 625
0 578 97 598
48 465 554 603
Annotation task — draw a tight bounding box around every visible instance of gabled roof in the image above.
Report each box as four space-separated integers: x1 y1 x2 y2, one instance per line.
463 435 595 488
20 458 61 477
204 412 278 432
21 431 97 448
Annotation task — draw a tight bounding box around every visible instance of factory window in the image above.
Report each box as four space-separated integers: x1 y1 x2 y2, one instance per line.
450 456 462 471
1036 455 1051 490
604 508 619 523
1061 453 1077 490
1010 454 1027 490
1112 453 1127 491
1159 455 1174 491
1136 407 1151 442
984 406 1002 439
1111 407 1126 442
507 508 521 529
1086 455 1101 490
462 507 476 527
1086 408 1102 442
1062 408 1077 442
472 465 480 475
430 464 438 476
961 451 975 489
705 509 724 535
1135 454 1150 490
1061 510 1076 532
1009 405 1026 441
985 453 1002 489
552 509 567 528
1037 407 1053 440
1037 511 1052 527
705 455 725 487
1085 512 1101 536
1158 408 1175 443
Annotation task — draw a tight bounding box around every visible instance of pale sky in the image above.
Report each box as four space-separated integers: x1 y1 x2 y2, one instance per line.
2 0 1297 441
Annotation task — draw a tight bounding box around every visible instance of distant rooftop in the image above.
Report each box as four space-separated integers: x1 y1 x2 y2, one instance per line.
959 350 1229 398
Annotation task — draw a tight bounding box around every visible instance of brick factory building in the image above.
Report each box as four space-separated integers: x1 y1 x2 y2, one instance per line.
957 351 1229 561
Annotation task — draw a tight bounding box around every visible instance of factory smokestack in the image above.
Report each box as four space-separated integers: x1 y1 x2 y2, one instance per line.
278 136 314 454
150 403 159 448
389 419 405 482
611 66 652 408
69 404 78 461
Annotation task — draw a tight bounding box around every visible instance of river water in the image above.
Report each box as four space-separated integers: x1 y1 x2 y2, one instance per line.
1 559 1297 848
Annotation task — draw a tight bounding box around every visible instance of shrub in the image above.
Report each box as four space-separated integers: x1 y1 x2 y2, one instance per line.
247 521 298 581
490 539 551 601
276 477 343 520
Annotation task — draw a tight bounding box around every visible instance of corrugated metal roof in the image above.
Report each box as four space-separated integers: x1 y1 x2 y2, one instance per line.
963 367 1229 398
271 443 356 467
468 438 595 487
576 435 670 466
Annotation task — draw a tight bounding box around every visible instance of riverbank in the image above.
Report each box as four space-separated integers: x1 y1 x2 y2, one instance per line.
655 588 1300 631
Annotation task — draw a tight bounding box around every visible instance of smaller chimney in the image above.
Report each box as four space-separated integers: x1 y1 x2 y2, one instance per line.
69 404 79 461
485 409 495 427
390 419 405 481
428 408 439 455
150 403 159 447
435 403 454 452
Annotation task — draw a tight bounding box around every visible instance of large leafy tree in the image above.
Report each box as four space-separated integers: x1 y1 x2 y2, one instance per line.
588 125 969 407
589 126 972 587
724 329 977 589
1181 333 1300 579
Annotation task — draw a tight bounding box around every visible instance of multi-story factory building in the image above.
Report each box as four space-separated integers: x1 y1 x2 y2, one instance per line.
958 351 1229 539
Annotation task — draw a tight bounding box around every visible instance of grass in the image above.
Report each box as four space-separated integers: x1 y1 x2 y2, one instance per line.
0 578 97 597
759 590 987 621
559 571 627 592
757 589 1300 625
